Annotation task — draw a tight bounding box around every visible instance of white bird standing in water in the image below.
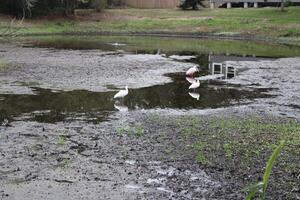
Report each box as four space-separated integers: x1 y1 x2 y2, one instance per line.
189 80 200 90
114 86 129 99
186 66 199 77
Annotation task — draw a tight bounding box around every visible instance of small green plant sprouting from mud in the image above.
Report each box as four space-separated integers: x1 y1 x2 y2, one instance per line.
58 135 66 145
63 158 71 169
134 124 144 137
116 124 130 135
148 112 161 122
192 141 208 165
244 141 285 200
0 60 10 71
223 143 233 159
116 123 145 137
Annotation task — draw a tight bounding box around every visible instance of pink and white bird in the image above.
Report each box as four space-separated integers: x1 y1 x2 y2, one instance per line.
114 86 129 99
186 66 199 77
189 80 200 90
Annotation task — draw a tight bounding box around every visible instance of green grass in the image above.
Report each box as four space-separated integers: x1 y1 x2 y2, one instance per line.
1 7 300 45
173 115 300 198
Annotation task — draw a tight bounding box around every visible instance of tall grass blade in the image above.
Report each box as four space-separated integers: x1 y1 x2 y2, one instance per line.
244 140 285 200
262 140 285 198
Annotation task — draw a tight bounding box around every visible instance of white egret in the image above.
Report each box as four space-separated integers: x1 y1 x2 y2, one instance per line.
189 92 200 100
110 42 125 46
189 80 200 90
186 66 199 77
114 86 129 99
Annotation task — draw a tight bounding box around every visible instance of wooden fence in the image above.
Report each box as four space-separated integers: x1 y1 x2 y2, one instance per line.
123 0 180 8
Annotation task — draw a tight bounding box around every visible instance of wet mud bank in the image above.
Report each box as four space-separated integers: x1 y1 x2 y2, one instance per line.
1 110 299 200
0 111 223 200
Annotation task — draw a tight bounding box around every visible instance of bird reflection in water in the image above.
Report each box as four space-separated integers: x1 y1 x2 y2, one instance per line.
114 103 129 112
189 92 200 101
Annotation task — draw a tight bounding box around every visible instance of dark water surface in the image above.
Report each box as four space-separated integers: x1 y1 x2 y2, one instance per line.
0 73 271 123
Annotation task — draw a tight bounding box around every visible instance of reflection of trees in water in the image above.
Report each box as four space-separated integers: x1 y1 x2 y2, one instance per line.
0 89 115 123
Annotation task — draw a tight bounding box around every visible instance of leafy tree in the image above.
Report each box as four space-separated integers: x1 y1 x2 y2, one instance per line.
179 0 204 10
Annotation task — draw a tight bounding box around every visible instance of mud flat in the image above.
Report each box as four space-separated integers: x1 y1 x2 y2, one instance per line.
1 109 299 200
0 43 194 94
226 58 300 119
0 39 299 199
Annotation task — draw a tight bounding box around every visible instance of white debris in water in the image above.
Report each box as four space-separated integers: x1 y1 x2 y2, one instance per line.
148 161 161 165
169 55 196 60
108 42 126 46
125 160 136 165
156 166 177 177
146 178 166 185
31 110 52 114
157 187 173 194
190 176 199 181
125 184 142 190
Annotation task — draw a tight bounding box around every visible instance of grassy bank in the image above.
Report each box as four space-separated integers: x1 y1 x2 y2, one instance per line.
1 7 300 45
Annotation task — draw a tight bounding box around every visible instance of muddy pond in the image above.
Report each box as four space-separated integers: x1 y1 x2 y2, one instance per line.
0 36 299 199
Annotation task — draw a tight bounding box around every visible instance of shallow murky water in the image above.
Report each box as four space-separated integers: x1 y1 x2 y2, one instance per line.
0 36 299 124
0 72 271 123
